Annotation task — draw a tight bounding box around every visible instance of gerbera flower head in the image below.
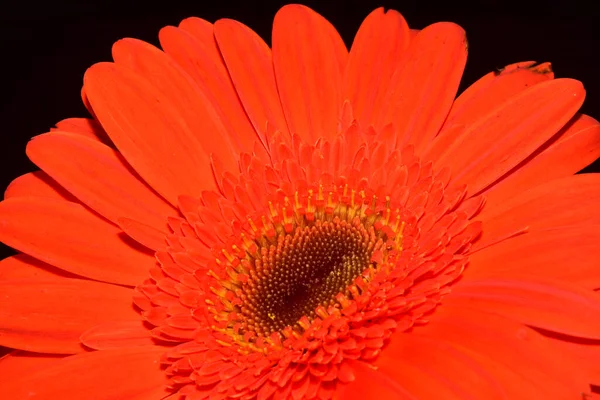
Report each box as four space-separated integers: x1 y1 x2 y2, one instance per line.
1 4 600 400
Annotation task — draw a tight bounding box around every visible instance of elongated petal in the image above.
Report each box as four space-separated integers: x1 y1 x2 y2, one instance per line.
0 254 76 280
214 18 291 143
476 174 600 249
112 38 240 170
449 275 600 339
480 173 600 223
447 61 552 118
334 360 418 399
84 62 217 205
425 61 553 161
4 171 76 201
80 321 156 350
373 22 467 153
483 114 600 204
273 4 348 142
0 279 138 353
438 79 585 195
0 351 63 378
159 25 262 157
465 226 600 288
417 306 588 397
118 217 167 251
373 334 506 399
343 8 410 127
0 347 168 399
27 132 176 232
0 197 154 286
548 335 600 384
52 117 111 145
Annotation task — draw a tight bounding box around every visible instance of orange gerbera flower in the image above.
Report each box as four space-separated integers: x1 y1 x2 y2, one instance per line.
1 4 600 399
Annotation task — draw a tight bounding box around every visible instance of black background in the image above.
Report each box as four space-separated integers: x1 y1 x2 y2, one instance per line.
0 0 599 261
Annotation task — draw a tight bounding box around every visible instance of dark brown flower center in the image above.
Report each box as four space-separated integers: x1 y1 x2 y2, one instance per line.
206 187 406 350
241 219 375 335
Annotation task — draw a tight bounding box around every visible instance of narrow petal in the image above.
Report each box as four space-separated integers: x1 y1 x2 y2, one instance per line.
482 114 600 205
0 278 138 353
449 275 600 339
437 79 585 195
214 18 291 143
118 217 167 251
343 8 410 127
27 132 177 232
0 254 76 280
417 306 588 397
112 38 240 171
81 87 98 119
448 61 551 115
334 360 418 399
548 335 600 384
476 174 600 249
4 171 76 201
425 61 554 161
0 197 154 286
159 24 265 158
464 226 600 289
0 347 168 399
372 22 467 153
273 4 348 142
0 351 63 379
80 321 156 350
373 334 506 399
84 62 217 205
52 117 111 145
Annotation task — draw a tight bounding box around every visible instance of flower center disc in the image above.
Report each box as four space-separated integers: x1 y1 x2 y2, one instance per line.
209 187 406 346
244 219 376 335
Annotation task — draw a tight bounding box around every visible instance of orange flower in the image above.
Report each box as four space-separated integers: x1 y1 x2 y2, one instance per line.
1 4 600 399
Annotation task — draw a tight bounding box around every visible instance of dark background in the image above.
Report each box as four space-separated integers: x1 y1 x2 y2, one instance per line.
0 0 599 262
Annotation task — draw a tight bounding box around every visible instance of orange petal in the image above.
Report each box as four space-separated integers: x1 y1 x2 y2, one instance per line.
548 335 600 384
0 278 138 353
118 217 167 251
449 62 545 112
373 334 505 399
52 117 111 145
159 24 265 159
417 306 588 397
464 226 600 289
483 113 600 205
343 8 410 127
80 321 155 350
83 62 217 206
449 275 600 339
273 4 348 143
214 18 291 143
27 132 176 232
0 351 63 378
333 360 418 400
0 197 154 286
112 38 239 172
0 347 169 399
81 87 97 119
4 171 76 202
425 61 554 161
0 254 76 280
476 174 600 249
372 22 467 153
438 78 585 195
